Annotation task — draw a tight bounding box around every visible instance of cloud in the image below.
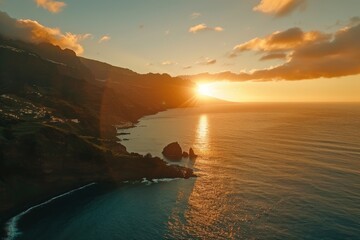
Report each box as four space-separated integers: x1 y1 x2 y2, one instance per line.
232 27 330 55
35 0 66 13
253 0 306 17
80 33 92 40
260 53 287 61
191 12 201 19
197 58 217 65
192 21 360 81
189 23 224 33
161 60 177 66
350 16 360 26
0 11 85 54
184 57 217 69
98 35 110 43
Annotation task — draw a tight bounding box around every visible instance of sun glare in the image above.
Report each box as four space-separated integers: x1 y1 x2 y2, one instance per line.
197 84 213 96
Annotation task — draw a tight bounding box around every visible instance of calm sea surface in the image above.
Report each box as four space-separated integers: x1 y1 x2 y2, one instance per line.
9 103 360 239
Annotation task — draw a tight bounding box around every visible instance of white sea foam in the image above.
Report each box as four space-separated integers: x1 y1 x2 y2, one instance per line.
4 183 96 240
139 178 179 185
152 178 179 183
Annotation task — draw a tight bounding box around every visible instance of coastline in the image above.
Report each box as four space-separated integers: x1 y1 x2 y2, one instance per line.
0 37 198 239
0 109 196 240
0 180 106 240
3 183 96 240
1 176 192 240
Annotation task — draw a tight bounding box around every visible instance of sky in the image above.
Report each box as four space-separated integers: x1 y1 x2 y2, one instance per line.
1 0 360 102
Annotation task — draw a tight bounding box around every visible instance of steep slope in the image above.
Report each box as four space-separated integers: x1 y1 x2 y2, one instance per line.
0 37 196 224
0 35 197 136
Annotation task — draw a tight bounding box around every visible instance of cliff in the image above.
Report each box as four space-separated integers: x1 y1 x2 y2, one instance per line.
0 36 197 223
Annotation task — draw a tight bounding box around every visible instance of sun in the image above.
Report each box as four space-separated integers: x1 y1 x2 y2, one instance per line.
197 83 213 96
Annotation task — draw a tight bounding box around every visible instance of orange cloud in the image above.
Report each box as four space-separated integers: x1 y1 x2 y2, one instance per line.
189 24 223 33
0 11 85 54
35 0 66 13
260 53 287 61
192 21 360 81
232 27 330 57
254 0 306 17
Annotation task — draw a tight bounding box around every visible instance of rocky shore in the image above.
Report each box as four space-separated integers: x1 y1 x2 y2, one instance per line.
0 120 196 234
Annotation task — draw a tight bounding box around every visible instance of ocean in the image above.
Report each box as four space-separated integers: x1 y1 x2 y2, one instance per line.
5 103 360 239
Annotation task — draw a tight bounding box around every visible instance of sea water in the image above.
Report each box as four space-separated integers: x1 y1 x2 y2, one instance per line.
6 103 360 239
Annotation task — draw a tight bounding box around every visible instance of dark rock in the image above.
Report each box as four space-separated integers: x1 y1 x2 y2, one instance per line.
118 132 130 135
144 153 152 158
189 148 198 159
162 142 182 160
182 151 189 158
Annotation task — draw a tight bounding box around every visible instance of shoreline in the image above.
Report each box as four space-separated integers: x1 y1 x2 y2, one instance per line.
1 174 196 240
0 176 193 240
0 183 95 240
0 104 197 239
0 180 110 240
3 183 96 240
0 114 196 240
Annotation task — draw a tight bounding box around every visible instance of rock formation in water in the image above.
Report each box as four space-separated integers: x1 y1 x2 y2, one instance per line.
162 142 183 160
162 143 198 160
182 151 189 158
189 148 198 159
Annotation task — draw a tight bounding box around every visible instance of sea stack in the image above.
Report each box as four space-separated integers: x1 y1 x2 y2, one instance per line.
189 148 198 159
162 142 183 160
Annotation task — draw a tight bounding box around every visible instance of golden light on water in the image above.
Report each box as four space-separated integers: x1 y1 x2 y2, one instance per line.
196 114 210 154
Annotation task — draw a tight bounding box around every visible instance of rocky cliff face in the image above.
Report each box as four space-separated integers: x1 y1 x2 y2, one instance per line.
0 36 197 221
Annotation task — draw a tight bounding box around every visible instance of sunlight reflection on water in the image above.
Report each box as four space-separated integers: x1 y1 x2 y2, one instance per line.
12 104 360 240
122 104 360 239
196 114 210 155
